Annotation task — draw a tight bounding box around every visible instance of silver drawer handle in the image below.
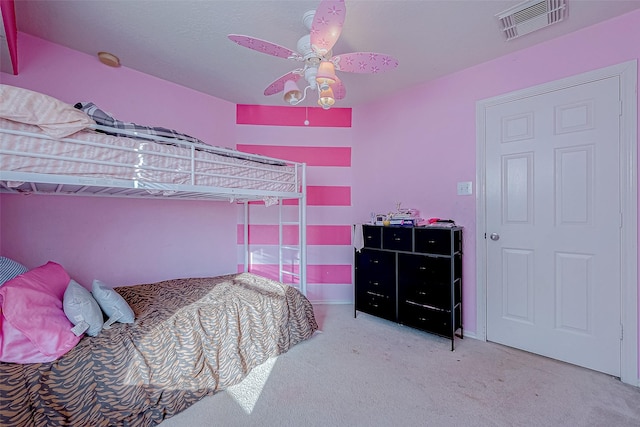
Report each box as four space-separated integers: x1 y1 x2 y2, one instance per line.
428 240 436 244
406 300 446 311
367 291 385 298
394 237 401 241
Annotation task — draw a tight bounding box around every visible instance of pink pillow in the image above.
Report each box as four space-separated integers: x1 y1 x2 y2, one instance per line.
0 262 82 363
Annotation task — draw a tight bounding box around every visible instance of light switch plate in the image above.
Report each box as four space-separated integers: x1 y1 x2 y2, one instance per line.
457 181 473 196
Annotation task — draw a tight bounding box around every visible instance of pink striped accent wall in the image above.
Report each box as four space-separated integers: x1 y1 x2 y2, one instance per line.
249 186 351 206
237 105 352 127
237 225 352 245
237 145 351 166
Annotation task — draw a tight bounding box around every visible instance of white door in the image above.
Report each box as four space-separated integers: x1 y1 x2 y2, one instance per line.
485 76 622 376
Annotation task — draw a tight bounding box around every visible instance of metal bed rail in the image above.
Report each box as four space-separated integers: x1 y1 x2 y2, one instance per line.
0 125 304 202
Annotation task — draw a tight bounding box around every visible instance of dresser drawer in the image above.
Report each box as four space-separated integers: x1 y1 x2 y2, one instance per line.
362 225 382 249
398 254 452 307
356 288 396 321
355 250 395 277
355 250 395 295
398 253 450 284
382 227 413 252
414 228 460 255
399 282 452 309
398 302 454 337
357 273 395 296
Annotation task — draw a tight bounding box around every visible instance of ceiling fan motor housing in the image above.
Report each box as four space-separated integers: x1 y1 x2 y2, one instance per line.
297 34 326 66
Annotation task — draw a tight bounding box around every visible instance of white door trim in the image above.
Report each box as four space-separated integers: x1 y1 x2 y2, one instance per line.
475 60 638 386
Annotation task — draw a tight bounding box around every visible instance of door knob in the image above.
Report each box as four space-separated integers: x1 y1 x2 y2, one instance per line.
490 233 500 241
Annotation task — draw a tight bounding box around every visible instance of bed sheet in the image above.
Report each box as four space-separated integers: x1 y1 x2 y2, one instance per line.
0 272 318 426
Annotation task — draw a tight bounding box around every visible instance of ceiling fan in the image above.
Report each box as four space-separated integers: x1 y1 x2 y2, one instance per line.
228 0 399 109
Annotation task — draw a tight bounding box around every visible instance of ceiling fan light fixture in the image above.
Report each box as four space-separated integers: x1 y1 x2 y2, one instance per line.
318 87 335 110
283 79 302 104
316 61 336 91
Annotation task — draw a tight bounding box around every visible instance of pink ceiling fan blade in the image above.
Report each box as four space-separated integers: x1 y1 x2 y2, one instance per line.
310 0 346 56
264 71 302 96
330 76 346 100
228 34 301 60
331 52 399 74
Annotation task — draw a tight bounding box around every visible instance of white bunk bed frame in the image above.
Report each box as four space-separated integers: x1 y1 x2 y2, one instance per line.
0 124 308 295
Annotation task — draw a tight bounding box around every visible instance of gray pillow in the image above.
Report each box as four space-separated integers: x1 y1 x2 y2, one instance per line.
63 279 104 337
91 279 135 328
0 256 29 286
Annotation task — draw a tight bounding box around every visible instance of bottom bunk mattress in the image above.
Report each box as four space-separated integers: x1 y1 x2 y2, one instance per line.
0 272 318 426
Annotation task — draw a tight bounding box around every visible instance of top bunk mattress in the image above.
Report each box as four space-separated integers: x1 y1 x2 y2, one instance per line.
0 85 303 201
0 118 300 198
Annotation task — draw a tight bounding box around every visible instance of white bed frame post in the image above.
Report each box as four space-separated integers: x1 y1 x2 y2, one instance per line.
299 163 307 296
276 163 307 296
278 204 284 284
242 163 306 296
243 201 249 273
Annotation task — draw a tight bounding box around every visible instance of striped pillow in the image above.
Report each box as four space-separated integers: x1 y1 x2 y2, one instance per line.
0 256 28 286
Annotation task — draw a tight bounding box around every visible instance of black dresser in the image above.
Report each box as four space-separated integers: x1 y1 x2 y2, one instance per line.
354 224 463 350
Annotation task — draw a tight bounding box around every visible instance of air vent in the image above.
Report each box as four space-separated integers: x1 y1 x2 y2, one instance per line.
497 0 567 40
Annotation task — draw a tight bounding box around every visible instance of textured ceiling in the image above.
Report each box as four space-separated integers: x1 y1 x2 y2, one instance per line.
9 0 640 108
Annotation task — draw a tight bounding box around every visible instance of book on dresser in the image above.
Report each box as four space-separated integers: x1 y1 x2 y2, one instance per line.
354 224 463 350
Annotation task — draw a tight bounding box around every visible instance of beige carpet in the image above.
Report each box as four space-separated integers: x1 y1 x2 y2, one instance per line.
160 304 640 427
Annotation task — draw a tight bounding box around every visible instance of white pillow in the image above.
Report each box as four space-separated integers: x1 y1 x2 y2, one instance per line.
91 279 135 328
63 279 104 337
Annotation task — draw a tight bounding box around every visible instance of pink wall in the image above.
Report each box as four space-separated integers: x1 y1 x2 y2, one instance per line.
0 33 239 287
0 34 235 140
1 194 235 286
353 10 639 365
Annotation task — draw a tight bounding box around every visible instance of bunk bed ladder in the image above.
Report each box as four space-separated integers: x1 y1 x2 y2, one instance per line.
243 201 249 276
278 166 307 296
241 164 307 297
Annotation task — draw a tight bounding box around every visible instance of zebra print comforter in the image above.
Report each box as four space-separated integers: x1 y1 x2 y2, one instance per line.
0 272 318 426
